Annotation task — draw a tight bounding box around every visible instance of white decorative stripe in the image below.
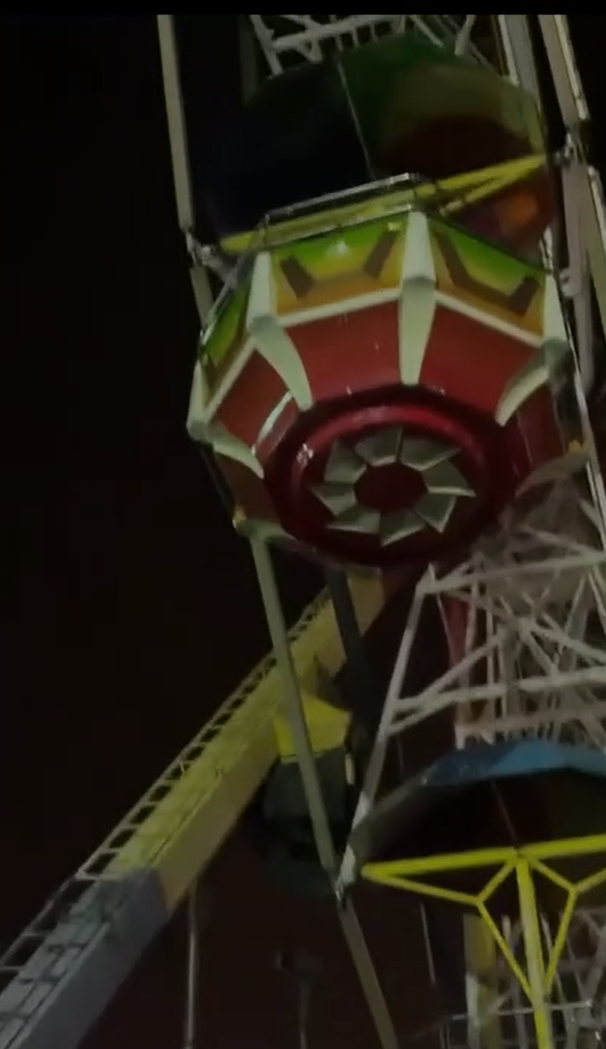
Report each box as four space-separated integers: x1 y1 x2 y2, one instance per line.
495 356 550 426
246 251 276 326
399 211 436 386
205 421 264 478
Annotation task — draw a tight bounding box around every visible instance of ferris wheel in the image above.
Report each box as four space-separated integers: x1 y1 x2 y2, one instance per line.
3 13 606 1049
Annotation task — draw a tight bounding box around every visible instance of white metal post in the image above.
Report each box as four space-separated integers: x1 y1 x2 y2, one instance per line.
182 883 200 1049
250 536 402 1049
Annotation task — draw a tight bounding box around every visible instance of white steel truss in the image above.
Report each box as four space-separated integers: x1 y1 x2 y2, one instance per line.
339 414 606 1048
341 438 606 859
248 15 489 74
437 908 606 1048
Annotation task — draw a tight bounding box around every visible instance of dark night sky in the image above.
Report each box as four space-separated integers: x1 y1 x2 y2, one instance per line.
4 14 605 1049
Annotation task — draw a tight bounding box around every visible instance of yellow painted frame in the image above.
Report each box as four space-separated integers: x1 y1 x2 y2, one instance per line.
363 835 606 1049
220 153 547 256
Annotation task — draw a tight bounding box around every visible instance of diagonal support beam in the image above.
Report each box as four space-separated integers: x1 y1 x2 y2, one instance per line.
251 537 401 1049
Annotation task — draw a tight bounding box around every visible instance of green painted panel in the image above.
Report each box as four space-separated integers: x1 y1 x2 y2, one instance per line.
431 218 545 289
202 277 250 371
272 214 407 276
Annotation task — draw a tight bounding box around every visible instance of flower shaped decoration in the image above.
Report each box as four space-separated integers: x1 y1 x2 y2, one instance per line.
311 426 476 547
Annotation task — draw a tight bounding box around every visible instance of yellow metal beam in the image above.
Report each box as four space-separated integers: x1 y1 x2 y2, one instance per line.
90 573 391 910
362 837 606 1049
273 693 351 760
219 154 546 256
0 574 395 1049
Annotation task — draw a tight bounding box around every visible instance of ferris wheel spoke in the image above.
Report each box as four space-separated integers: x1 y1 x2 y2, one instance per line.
156 15 195 237
250 536 401 1049
156 15 214 324
538 15 606 389
182 884 200 1049
495 16 541 96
